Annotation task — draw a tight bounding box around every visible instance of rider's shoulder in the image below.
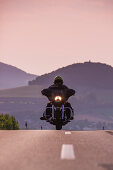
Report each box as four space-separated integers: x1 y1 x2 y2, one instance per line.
61 84 68 89
48 84 56 89
48 84 68 89
49 84 55 88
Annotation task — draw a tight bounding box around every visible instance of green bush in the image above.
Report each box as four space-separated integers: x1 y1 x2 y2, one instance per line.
0 114 19 130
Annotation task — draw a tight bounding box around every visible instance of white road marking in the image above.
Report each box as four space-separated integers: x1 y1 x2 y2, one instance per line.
61 144 75 160
65 132 71 135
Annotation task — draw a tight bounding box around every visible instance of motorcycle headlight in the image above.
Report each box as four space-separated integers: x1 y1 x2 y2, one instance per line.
54 96 62 102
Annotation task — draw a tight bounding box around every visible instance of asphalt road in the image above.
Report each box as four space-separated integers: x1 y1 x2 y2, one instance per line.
0 130 113 170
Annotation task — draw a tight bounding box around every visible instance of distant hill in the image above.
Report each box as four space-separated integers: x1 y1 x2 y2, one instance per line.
0 62 37 89
29 62 113 90
0 62 113 130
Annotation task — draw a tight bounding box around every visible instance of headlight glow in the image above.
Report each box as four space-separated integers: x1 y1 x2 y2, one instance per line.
54 96 62 102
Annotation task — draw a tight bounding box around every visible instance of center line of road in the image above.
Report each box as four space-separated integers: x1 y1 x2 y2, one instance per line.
65 132 71 135
61 144 75 160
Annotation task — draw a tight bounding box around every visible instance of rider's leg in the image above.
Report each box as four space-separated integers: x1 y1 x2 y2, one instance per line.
40 102 52 120
64 102 73 119
46 102 52 118
64 102 71 119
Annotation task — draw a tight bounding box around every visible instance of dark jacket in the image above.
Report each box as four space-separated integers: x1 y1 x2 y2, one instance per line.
41 84 75 101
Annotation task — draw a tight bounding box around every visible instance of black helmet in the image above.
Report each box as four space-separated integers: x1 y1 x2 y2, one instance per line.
54 76 63 85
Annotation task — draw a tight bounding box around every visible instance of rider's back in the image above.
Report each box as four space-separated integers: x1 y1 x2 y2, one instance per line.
41 81 75 101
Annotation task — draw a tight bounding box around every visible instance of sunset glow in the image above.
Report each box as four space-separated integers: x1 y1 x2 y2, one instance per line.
0 0 113 75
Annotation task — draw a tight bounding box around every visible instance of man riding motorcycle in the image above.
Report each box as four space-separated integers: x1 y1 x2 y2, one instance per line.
41 76 75 120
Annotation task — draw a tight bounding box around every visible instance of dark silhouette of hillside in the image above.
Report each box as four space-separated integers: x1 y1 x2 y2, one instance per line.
29 62 113 90
0 62 37 89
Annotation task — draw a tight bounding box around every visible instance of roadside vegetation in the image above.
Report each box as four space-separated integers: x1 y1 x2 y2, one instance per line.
0 114 19 130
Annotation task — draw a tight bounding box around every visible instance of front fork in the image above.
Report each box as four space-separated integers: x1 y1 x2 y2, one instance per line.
52 105 64 119
62 105 64 119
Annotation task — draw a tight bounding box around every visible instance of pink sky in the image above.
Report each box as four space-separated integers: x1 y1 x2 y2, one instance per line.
0 0 113 75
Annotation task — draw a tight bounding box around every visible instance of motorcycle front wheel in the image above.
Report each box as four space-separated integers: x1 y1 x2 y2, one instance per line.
56 124 62 130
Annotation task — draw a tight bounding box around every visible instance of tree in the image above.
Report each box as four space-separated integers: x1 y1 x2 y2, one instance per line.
0 114 19 130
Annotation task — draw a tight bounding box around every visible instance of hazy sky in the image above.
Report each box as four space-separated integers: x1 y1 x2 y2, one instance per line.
0 0 113 75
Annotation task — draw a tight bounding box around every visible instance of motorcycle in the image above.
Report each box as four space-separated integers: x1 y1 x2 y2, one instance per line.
40 95 74 130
